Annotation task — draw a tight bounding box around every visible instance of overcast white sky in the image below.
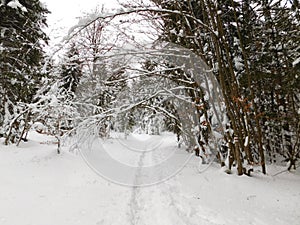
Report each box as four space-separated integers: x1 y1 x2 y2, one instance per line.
42 0 121 40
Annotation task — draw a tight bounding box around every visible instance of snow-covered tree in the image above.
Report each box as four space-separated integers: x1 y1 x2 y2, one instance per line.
60 43 83 96
0 0 49 144
138 0 300 174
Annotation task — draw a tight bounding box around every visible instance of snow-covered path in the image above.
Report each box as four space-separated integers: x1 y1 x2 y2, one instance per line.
126 177 222 225
0 132 300 225
80 132 219 225
121 134 219 225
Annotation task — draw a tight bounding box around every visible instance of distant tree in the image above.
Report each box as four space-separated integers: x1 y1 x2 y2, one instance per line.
60 43 83 99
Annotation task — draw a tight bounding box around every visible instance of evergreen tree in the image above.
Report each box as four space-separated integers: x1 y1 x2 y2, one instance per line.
60 43 83 98
0 0 49 143
247 1 300 168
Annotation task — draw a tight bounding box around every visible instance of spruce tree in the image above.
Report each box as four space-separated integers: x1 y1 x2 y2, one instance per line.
0 0 49 143
60 43 83 98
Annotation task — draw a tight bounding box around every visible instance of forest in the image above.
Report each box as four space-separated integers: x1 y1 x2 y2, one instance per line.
0 0 299 177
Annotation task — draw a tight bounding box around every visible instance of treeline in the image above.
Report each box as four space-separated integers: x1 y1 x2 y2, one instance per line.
143 0 299 174
0 0 299 175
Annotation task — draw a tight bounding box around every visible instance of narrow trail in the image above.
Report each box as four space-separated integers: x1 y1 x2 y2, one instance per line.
124 135 220 225
128 144 147 225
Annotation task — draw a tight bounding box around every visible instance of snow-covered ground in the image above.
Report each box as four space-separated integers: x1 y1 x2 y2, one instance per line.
0 131 299 225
